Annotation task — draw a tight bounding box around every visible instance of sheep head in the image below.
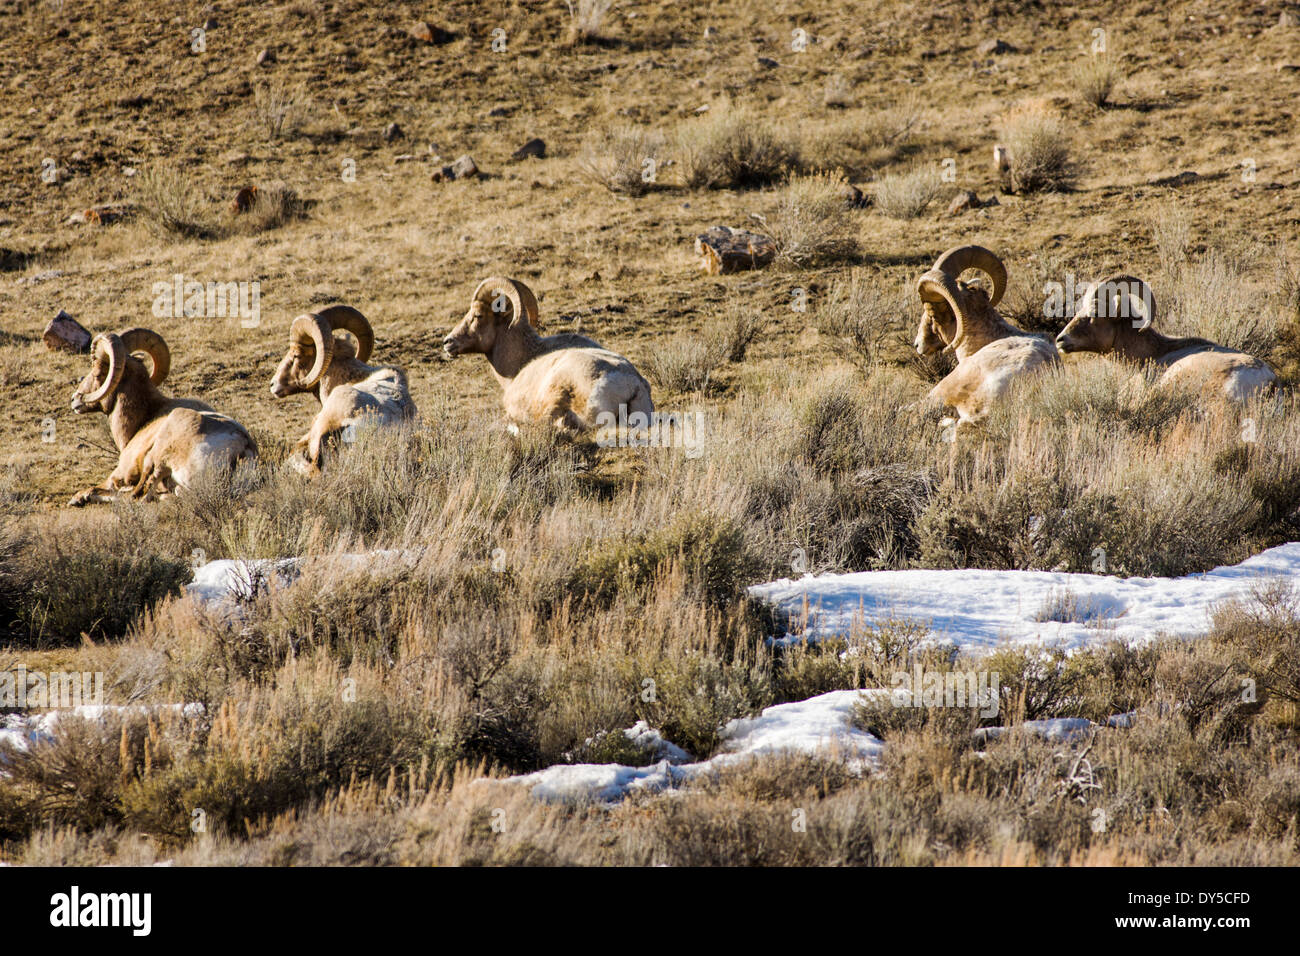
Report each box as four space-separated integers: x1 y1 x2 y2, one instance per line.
914 245 1007 353
71 328 170 414
270 305 374 397
442 276 540 358
1056 275 1155 355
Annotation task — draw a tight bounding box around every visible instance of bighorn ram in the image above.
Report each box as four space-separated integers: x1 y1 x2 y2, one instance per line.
1055 275 1277 401
914 245 1059 426
269 305 416 475
68 328 257 506
442 276 653 435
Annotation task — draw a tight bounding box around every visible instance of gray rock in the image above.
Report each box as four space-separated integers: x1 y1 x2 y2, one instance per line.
511 138 546 161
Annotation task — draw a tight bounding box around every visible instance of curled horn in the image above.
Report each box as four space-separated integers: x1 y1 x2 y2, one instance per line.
317 305 374 363
508 279 540 328
1077 274 1156 330
915 268 971 352
290 312 334 387
932 245 1008 308
83 333 126 404
118 327 171 385
472 275 529 328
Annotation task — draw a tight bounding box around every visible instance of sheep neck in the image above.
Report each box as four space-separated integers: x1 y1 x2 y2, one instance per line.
952 308 1024 362
106 374 168 450
484 325 548 384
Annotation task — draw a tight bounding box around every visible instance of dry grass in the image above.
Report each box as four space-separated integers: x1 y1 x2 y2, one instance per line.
762 172 858 268
872 163 945 219
134 165 213 239
676 100 799 189
1071 53 1124 108
576 125 665 196
1001 103 1078 193
3 0 1300 868
564 0 616 44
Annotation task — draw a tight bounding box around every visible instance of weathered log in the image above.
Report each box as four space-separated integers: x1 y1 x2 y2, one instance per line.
694 226 776 274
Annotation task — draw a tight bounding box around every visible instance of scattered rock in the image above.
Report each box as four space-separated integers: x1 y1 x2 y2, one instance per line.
1276 62 1300 73
703 26 718 40
393 154 417 163
0 248 31 272
16 270 67 286
202 17 218 30
408 21 454 44
256 48 276 66
947 190 979 216
978 38 1016 55
487 106 510 118
383 122 404 141
694 226 777 275
1277 11 1297 28
757 56 780 69
433 154 480 182
220 150 251 166
122 166 137 177
510 138 546 161
231 185 258 213
43 311 91 353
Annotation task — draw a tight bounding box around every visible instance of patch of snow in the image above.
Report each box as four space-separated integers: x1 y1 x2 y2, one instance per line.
749 543 1300 652
186 550 415 608
506 689 888 804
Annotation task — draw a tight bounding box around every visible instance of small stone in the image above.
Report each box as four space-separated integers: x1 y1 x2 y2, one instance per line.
978 38 1016 55
449 154 479 179
757 56 779 69
703 26 718 40
43 311 91 354
408 21 453 44
220 150 250 166
947 190 979 216
487 106 510 118
383 122 404 141
510 138 546 161
203 17 218 30
256 48 275 66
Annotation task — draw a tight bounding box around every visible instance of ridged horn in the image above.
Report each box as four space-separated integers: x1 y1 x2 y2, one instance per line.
317 305 374 363
118 327 170 385
932 245 1008 307
83 333 127 404
290 312 334 387
915 269 971 352
1077 274 1156 329
472 276 529 328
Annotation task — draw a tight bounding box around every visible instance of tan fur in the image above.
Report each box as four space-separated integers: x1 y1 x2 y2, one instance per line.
914 251 1059 427
69 334 256 506
443 278 653 434
269 308 417 476
1056 275 1276 402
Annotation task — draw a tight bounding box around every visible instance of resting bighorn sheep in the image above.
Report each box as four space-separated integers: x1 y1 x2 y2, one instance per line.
269 305 416 476
68 328 257 506
913 245 1059 426
442 276 653 435
1055 275 1276 401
